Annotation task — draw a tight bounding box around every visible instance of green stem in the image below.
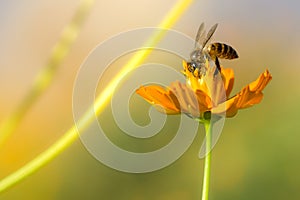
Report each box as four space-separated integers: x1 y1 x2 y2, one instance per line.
201 121 212 200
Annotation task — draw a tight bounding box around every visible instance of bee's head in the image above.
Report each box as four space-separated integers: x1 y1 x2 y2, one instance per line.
190 50 206 64
189 61 196 70
190 50 200 61
188 50 209 78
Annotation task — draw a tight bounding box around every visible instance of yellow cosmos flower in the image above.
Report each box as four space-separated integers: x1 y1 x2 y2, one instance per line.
136 60 272 119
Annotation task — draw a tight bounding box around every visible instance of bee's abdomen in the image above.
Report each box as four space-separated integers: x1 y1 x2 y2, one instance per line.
208 43 238 60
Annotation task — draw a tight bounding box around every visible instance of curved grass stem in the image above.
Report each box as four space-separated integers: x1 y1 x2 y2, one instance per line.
0 0 94 148
0 0 194 193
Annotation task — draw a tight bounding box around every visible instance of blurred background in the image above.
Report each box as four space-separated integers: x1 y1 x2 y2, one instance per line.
0 0 300 199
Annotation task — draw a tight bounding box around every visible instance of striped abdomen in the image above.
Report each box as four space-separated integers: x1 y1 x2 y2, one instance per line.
207 42 238 60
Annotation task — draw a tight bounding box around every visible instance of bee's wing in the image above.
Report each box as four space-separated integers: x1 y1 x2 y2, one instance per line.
194 22 205 48
201 23 218 48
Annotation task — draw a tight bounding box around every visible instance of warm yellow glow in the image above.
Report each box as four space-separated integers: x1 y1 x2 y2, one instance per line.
0 0 95 147
94 50 149 115
0 0 194 193
94 0 194 116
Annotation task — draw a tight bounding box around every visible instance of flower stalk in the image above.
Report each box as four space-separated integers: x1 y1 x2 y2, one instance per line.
137 58 272 200
201 121 212 200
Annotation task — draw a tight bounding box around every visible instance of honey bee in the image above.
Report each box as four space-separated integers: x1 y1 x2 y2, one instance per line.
187 23 238 77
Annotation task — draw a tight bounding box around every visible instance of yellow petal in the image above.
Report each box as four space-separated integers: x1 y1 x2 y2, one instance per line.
182 60 209 93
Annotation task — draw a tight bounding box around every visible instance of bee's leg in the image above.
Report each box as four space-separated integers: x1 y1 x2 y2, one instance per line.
214 57 221 76
215 57 221 72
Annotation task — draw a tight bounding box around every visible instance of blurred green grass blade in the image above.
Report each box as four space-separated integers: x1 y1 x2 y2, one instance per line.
0 0 94 147
0 0 194 193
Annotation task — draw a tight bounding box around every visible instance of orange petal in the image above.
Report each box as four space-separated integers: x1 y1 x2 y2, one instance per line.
136 85 180 114
195 90 212 112
220 67 235 97
212 96 239 117
249 69 272 92
235 87 264 109
170 81 201 117
226 69 272 113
